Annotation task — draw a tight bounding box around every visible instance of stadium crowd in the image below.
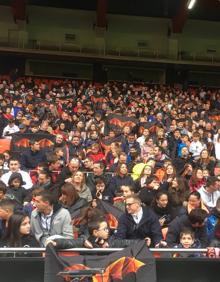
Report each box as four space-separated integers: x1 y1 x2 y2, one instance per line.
0 76 220 256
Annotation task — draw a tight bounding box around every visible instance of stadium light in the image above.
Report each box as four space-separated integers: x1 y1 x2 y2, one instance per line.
187 0 197 9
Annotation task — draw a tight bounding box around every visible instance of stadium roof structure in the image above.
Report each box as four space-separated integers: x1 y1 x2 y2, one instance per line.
0 0 220 22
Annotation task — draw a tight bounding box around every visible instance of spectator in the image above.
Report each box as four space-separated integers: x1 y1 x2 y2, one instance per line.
166 208 208 247
198 176 220 210
1 158 33 189
59 183 88 219
21 140 46 170
115 194 163 247
0 212 39 248
31 190 73 246
0 199 15 239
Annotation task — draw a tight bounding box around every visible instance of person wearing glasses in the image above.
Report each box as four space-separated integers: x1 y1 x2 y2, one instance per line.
48 218 140 249
115 194 165 247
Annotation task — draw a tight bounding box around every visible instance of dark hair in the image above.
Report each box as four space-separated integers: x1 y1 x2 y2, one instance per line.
8 158 20 165
0 180 7 194
187 191 201 201
60 183 79 207
206 176 219 187
0 198 15 212
94 176 105 186
188 208 208 225
4 212 29 247
37 190 55 206
180 228 195 240
88 219 107 236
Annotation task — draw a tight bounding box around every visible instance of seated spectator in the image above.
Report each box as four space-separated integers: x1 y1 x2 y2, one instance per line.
86 143 105 163
108 163 134 199
198 176 220 210
6 172 29 207
173 146 193 176
0 181 7 201
113 185 135 212
59 183 88 219
180 191 209 216
82 157 94 172
86 161 110 198
151 191 174 228
189 131 206 160
166 208 208 247
31 190 73 246
115 194 164 247
189 168 206 192
49 218 141 249
195 149 216 176
206 197 220 246
1 158 33 189
168 177 188 216
71 171 92 202
0 199 15 239
134 165 154 192
2 119 19 138
0 212 39 249
139 176 160 207
173 229 202 258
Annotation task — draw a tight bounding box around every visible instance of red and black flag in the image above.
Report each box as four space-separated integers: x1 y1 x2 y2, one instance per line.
96 199 124 230
10 133 55 156
138 122 157 135
101 136 122 153
44 240 157 282
104 114 138 135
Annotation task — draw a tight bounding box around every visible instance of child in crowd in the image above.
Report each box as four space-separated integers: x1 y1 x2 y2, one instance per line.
173 229 202 258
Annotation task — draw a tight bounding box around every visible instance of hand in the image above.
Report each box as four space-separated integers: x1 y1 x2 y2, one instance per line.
144 237 151 247
155 240 167 248
65 178 72 183
159 218 166 226
45 239 57 247
83 240 93 249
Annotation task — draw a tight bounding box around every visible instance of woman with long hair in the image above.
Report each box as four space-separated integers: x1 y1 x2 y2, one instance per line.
195 149 216 176
59 183 88 219
108 163 134 199
151 191 174 228
1 212 39 248
134 165 154 192
71 171 92 202
180 191 209 216
168 177 188 216
189 168 206 192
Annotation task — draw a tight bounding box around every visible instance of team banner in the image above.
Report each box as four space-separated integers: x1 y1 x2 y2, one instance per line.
96 199 124 230
138 122 157 134
44 240 157 282
104 114 138 135
10 133 55 154
101 136 122 152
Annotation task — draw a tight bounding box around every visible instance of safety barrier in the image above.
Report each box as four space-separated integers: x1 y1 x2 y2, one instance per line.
0 248 219 282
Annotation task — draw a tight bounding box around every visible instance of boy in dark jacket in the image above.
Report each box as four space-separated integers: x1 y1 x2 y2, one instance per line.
49 219 141 249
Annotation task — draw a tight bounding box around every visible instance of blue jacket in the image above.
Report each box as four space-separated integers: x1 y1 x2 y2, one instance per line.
115 207 162 246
